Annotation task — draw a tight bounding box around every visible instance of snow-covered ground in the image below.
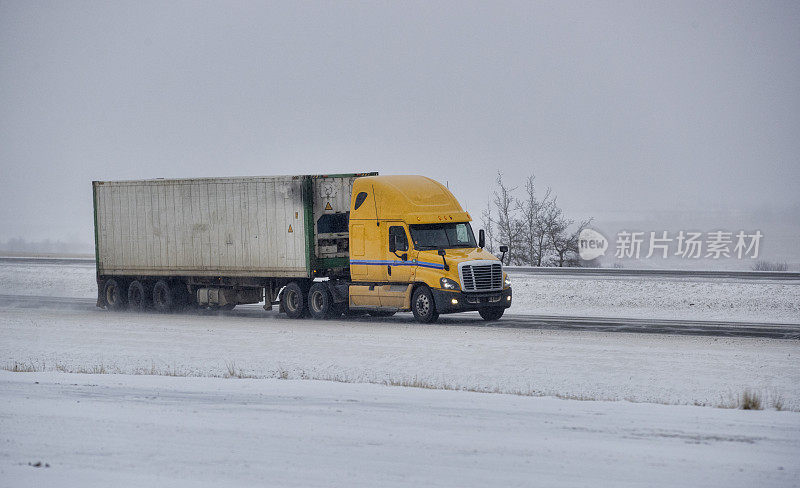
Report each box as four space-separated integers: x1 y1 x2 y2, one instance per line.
1 259 799 486
2 303 798 410
509 272 800 323
3 371 799 488
0 260 97 299
2 259 798 323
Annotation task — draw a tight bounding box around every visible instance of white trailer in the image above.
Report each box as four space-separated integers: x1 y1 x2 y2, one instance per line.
93 173 375 311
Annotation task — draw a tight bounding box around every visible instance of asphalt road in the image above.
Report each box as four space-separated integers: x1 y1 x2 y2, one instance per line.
1 293 797 340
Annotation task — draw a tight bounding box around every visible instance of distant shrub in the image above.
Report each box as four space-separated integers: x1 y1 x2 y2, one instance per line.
752 260 788 271
739 389 762 410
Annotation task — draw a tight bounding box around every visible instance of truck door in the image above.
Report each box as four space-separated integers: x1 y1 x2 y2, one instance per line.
381 222 414 308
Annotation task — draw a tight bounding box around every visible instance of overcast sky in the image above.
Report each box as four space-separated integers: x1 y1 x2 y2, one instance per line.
1 0 799 243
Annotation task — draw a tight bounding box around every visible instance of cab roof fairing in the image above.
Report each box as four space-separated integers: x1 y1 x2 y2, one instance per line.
350 175 471 225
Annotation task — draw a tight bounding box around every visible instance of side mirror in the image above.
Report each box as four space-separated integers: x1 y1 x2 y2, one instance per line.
389 235 397 253
478 229 485 249
437 249 449 271
499 245 508 253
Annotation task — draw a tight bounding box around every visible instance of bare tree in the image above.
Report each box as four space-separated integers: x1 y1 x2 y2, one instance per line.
548 212 593 267
480 197 495 254
492 172 522 265
517 175 554 267
484 170 591 267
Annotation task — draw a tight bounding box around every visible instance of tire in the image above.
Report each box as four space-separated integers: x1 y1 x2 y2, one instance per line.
411 286 439 323
479 307 505 321
367 310 396 317
127 280 151 311
152 280 174 313
281 282 307 319
307 283 334 319
103 278 127 311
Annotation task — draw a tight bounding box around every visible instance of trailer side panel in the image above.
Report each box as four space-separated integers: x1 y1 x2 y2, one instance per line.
94 177 308 278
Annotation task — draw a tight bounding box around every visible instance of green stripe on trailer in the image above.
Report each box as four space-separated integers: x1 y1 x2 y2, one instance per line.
302 176 316 277
92 182 100 275
316 257 349 269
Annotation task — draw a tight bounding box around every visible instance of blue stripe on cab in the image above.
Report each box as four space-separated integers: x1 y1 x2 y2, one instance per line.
350 259 445 270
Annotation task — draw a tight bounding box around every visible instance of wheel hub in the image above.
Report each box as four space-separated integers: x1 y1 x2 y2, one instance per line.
416 294 430 315
311 291 323 311
286 290 298 311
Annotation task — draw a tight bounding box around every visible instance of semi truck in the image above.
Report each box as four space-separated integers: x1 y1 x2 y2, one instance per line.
92 173 512 323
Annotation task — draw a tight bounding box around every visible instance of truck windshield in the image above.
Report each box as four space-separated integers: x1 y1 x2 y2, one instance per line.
408 222 477 250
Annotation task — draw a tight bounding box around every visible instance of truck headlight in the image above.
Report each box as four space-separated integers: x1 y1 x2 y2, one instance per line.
440 277 460 290
504 273 511 288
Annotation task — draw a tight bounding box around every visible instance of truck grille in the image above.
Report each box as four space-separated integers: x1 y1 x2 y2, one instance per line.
461 263 503 292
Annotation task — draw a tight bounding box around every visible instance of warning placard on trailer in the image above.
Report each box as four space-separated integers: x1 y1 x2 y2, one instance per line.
325 201 332 211
287 225 293 233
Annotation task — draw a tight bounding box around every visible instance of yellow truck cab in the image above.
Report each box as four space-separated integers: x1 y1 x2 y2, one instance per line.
342 175 512 323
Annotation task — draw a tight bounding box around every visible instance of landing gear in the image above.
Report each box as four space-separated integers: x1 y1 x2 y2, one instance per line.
411 286 439 323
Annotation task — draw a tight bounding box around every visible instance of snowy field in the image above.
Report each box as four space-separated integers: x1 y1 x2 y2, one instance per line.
511 272 800 323
3 371 799 488
1 259 799 486
1 259 798 323
2 303 799 409
0 260 97 299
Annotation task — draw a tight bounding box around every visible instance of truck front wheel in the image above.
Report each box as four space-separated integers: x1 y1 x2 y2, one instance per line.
411 286 439 323
281 282 307 319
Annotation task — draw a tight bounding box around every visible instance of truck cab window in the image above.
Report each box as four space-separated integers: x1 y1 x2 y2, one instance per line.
408 222 477 250
353 192 368 210
389 226 408 252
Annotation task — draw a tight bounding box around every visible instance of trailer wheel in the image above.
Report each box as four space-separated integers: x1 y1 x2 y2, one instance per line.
281 282 307 319
103 279 127 311
411 286 439 323
152 280 175 313
308 283 334 319
127 280 151 311
478 307 505 321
